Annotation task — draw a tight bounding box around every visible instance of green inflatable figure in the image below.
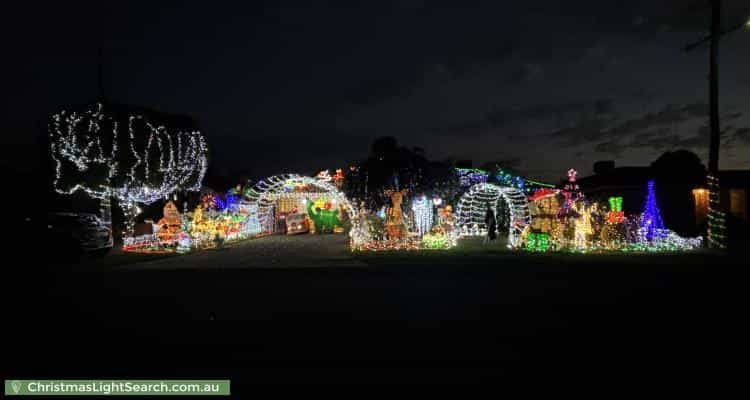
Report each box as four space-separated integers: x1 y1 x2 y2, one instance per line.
307 199 341 234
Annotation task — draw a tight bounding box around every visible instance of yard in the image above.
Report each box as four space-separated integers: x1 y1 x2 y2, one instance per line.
3 234 745 384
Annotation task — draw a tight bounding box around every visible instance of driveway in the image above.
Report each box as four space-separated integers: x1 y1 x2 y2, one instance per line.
119 233 366 269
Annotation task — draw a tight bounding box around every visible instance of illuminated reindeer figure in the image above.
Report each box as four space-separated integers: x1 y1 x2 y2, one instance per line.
572 200 593 250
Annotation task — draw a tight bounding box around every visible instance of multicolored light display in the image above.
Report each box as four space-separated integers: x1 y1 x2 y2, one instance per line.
244 174 357 236
607 196 624 224
49 103 208 237
455 168 488 188
455 166 555 195
109 164 708 255
520 175 702 253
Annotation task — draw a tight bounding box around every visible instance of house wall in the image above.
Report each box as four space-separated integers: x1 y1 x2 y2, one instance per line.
724 187 748 221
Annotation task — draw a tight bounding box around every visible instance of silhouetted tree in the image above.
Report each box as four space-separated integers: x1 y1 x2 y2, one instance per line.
345 137 459 209
651 150 706 185
650 150 706 235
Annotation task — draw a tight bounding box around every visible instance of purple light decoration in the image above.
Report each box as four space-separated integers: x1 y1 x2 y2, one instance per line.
456 168 488 188
215 191 240 212
640 180 665 241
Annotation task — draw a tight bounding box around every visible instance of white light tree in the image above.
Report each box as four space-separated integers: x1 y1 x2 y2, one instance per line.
49 102 208 236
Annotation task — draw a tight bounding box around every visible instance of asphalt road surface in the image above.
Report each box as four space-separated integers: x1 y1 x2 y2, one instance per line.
3 235 746 386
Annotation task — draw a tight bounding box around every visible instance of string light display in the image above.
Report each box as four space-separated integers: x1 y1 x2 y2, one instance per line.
243 173 360 241
356 237 422 251
121 187 265 253
383 189 408 240
526 232 551 252
640 180 665 242
455 183 531 248
573 201 593 249
495 167 555 194
707 174 726 249
455 167 555 194
102 159 707 255
421 232 455 249
558 169 583 219
456 168 488 188
607 196 624 224
239 202 262 237
528 188 557 202
333 169 345 188
519 171 702 253
349 202 375 250
316 170 333 182
527 189 561 238
349 189 458 251
122 234 165 253
49 103 208 237
411 196 433 237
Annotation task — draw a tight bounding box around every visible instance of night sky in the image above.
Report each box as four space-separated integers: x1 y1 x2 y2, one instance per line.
3 1 749 182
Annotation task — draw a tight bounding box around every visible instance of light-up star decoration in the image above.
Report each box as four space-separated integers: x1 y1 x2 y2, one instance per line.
567 169 578 182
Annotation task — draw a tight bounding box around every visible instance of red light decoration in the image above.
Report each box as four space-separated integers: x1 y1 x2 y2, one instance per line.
529 188 557 202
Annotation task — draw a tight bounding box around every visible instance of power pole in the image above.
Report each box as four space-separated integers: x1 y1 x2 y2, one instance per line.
706 0 726 249
708 0 720 175
683 0 748 249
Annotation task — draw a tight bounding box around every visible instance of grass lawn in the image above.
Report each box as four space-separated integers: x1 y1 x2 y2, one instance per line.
353 236 727 269
5 233 744 384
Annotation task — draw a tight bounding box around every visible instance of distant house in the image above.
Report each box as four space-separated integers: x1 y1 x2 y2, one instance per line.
712 170 750 222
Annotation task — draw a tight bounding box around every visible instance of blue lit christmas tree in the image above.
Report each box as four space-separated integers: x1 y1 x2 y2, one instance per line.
640 180 665 242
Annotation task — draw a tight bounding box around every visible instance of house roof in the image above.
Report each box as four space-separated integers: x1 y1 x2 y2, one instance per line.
577 166 750 191
717 170 750 187
576 167 652 191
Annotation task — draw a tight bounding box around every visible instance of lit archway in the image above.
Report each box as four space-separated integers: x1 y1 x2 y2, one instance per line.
244 174 359 235
455 183 531 247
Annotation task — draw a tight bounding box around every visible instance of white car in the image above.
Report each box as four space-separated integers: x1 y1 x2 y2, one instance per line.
286 213 309 235
44 212 113 255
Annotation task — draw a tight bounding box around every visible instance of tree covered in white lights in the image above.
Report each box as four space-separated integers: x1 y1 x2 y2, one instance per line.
49 102 208 236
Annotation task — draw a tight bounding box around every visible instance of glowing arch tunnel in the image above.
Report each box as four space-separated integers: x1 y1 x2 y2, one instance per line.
455 183 531 247
243 173 359 235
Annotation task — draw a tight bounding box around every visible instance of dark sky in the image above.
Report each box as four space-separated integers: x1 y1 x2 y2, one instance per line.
3 0 749 182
